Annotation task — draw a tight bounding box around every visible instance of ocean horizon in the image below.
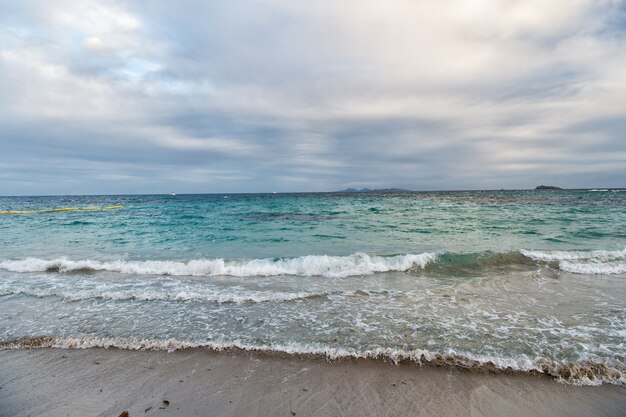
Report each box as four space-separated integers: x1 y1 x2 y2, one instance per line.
2 186 625 198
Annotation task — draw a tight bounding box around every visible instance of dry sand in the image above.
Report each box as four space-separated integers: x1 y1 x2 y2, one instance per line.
0 348 624 417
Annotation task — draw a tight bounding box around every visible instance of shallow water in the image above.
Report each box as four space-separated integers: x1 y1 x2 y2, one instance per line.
1 190 625 385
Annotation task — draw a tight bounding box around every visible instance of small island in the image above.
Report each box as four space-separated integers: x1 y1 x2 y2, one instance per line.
534 185 562 190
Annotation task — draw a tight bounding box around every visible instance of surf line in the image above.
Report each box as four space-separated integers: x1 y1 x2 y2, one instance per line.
0 206 124 215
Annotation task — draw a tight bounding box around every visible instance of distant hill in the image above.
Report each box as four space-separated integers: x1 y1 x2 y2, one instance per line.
535 185 563 190
336 188 412 193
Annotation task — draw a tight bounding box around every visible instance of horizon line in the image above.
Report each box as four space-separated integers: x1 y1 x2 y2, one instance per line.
1 187 625 198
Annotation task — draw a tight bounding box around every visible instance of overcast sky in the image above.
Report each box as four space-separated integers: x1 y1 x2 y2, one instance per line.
1 0 625 195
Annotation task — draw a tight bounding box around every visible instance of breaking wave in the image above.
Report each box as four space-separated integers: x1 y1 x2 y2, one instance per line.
1 248 625 278
0 252 437 278
521 248 626 275
1 336 623 387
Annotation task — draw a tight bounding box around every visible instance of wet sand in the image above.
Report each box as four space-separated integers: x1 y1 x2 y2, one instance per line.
0 348 624 417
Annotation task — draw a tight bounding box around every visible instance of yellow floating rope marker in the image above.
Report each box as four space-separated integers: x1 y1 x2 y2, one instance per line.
0 205 124 215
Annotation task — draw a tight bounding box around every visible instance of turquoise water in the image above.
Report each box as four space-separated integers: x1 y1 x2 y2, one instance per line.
1 190 625 385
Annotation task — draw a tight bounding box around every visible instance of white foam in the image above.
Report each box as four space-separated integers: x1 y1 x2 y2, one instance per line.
1 336 623 386
0 285 323 303
0 252 438 278
520 248 626 275
520 248 626 262
558 261 626 275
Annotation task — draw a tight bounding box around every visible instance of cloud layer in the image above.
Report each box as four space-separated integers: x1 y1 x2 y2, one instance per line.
1 0 625 194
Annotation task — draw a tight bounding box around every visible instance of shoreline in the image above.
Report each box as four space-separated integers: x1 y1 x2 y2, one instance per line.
1 336 624 387
1 348 624 417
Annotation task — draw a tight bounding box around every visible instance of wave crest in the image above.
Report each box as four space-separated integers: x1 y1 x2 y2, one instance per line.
521 248 626 275
1 248 624 277
0 252 438 278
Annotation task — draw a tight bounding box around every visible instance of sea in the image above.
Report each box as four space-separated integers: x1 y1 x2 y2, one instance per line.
0 190 624 386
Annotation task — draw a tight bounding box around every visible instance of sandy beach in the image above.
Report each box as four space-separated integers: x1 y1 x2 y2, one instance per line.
0 348 624 417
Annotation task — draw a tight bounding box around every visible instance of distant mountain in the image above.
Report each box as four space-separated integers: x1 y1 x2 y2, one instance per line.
336 188 412 193
535 185 562 190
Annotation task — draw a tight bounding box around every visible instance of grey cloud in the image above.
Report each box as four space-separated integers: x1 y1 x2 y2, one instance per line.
0 0 625 195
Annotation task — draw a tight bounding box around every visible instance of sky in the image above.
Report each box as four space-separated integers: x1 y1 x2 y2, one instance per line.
0 0 625 195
